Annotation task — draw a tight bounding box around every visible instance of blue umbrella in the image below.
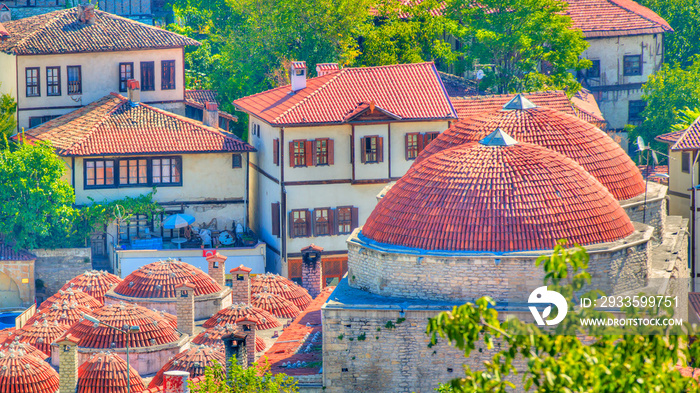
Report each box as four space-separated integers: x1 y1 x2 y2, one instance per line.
163 214 195 229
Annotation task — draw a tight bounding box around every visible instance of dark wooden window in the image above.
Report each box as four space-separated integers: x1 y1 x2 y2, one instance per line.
628 100 646 125
26 67 40 97
290 209 311 238
119 158 148 186
28 115 59 128
623 55 642 76
85 159 116 188
161 60 176 90
140 61 155 91
290 140 306 167
152 157 182 185
424 132 439 146
232 154 242 168
67 66 82 94
682 152 691 174
119 62 134 92
405 133 421 160
271 202 280 237
313 208 332 236
316 138 329 165
46 67 60 96
589 59 600 78
273 138 280 166
337 206 358 234
361 136 383 163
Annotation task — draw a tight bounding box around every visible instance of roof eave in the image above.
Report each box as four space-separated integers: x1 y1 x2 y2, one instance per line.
583 27 670 38
60 147 257 157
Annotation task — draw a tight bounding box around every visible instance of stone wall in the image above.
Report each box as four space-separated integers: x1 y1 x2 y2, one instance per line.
0 258 35 308
620 182 667 239
33 248 91 302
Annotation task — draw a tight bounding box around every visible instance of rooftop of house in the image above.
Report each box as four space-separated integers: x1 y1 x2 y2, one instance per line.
656 129 685 144
38 288 102 311
185 89 237 121
671 117 700 151
0 237 35 261
16 318 70 357
452 90 575 118
0 7 199 55
203 303 281 331
23 93 255 157
437 71 477 98
234 62 457 126
251 273 313 311
252 292 301 319
562 0 673 38
61 270 122 305
148 345 225 388
571 88 607 129
113 259 223 299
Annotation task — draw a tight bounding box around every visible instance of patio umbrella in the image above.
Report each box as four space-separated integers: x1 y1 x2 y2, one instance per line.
163 214 195 243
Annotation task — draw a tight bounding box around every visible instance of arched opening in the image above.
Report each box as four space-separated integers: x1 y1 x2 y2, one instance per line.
0 270 22 308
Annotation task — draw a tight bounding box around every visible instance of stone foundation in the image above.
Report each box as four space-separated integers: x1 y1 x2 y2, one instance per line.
103 287 231 320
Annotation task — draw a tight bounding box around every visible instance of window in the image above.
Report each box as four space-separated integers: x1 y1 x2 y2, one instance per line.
314 208 331 236
26 67 40 97
682 152 691 174
67 66 81 94
623 55 642 76
316 138 329 165
290 209 310 238
151 210 184 240
119 159 148 186
140 61 155 91
361 136 383 163
119 62 134 92
161 60 176 90
273 138 280 166
337 206 357 235
271 202 280 237
589 60 601 78
29 115 59 128
46 67 60 96
152 157 182 185
85 160 116 188
628 100 646 125
232 154 242 168
424 132 439 146
405 133 421 160
291 140 306 167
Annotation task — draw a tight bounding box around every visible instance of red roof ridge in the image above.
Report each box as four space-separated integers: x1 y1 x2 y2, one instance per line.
134 96 238 138
274 69 346 124
64 94 126 154
606 0 672 31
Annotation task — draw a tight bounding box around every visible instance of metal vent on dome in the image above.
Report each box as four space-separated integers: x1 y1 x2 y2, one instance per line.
502 94 538 110
479 128 518 147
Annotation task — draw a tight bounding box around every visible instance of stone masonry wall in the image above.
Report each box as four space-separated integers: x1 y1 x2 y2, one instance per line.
621 183 666 239
33 248 91 302
0 259 35 308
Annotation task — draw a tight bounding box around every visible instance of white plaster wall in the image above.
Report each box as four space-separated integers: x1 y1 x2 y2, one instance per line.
0 53 17 105
353 124 389 181
283 125 352 182
667 150 693 218
391 121 449 176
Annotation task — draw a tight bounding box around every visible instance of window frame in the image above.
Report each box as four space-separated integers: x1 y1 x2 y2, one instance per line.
589 59 601 78
623 55 642 76
119 62 134 92
313 207 331 237
83 156 182 189
232 154 242 168
84 159 117 189
292 140 306 167
361 135 382 163
628 100 646 125
151 156 183 186
28 115 59 128
118 158 149 187
405 133 420 160
682 152 691 174
161 60 176 90
291 209 309 238
67 65 82 95
140 61 155 91
336 206 353 235
46 66 61 96
25 67 40 97
315 138 329 166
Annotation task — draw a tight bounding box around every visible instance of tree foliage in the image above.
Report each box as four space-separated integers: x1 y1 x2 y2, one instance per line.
427 240 698 392
189 357 298 393
638 0 700 67
0 89 17 148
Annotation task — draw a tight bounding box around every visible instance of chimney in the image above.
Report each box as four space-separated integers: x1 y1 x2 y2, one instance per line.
316 63 339 77
175 282 195 336
77 3 96 25
236 316 257 367
290 61 307 92
203 102 219 128
206 252 227 287
222 331 248 371
0 4 11 23
163 370 190 393
301 244 323 298
229 265 251 304
56 335 79 393
127 79 140 103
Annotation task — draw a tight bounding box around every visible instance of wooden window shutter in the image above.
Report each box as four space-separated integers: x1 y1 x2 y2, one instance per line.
328 139 335 165
311 140 318 166
288 211 295 238
360 137 367 163
289 141 295 167
351 207 359 230
377 137 384 162
404 133 410 160
350 135 354 164
305 210 312 237
417 133 425 152
271 202 280 237
273 139 279 166
305 140 314 167
329 208 336 235
311 208 318 237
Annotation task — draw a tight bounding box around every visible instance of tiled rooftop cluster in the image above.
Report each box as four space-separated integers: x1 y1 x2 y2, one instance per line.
39 288 102 310
0 340 49 361
251 273 313 310
26 300 94 327
563 0 673 38
192 324 266 352
113 259 223 298
0 237 35 261
203 303 281 330
670 117 700 151
0 348 60 393
148 345 225 388
60 270 122 305
252 292 301 319
362 134 635 252
77 352 145 393
14 318 69 356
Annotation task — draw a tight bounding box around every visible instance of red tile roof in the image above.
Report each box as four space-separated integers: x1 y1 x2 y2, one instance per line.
113 259 223 298
39 288 102 311
252 292 301 319
27 301 95 327
77 352 145 393
438 71 477 98
0 340 49 361
563 0 673 38
234 62 456 126
148 345 225 388
24 93 254 157
62 302 181 349
416 102 645 201
61 270 122 305
363 137 635 252
16 318 70 356
571 88 607 129
0 328 16 345
0 347 60 393
203 303 281 331
251 273 313 311
656 129 685 144
184 90 237 121
452 91 576 119
672 118 700 150
0 7 198 55
0 237 35 261
192 324 266 352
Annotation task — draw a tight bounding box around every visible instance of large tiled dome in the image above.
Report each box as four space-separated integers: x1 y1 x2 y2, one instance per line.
26 301 94 327
113 259 222 298
0 347 59 393
251 273 312 310
362 129 635 252
0 340 49 361
16 318 70 356
77 352 145 393
203 303 281 330
252 292 301 319
148 345 225 388
39 288 102 311
415 95 645 201
61 270 122 304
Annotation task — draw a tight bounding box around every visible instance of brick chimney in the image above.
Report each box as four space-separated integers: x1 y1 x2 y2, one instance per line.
127 79 140 103
206 252 227 287
301 244 323 298
203 102 219 128
77 3 96 25
222 331 248 371
229 265 251 304
175 282 195 336
290 61 307 92
236 316 258 367
163 370 190 393
316 63 339 77
56 334 80 393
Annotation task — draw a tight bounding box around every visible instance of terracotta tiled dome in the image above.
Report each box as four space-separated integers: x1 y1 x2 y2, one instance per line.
0 328 16 344
39 288 102 311
148 345 225 388
27 301 95 327
203 303 281 330
0 339 49 361
0 347 59 393
415 95 646 201
251 273 312 310
113 259 222 298
61 270 122 304
77 352 145 393
363 130 635 252
192 324 266 352
252 292 301 319
16 318 70 356
64 302 181 349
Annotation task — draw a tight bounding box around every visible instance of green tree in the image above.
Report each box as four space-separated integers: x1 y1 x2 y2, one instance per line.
638 0 700 67
0 90 17 148
427 241 697 392
189 357 298 393
671 107 700 131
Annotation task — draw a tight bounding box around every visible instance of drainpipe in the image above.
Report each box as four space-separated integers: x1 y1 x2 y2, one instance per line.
245 152 250 230
280 128 287 276
691 150 699 291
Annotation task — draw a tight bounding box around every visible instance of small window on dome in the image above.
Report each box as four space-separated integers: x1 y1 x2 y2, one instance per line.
181 290 189 298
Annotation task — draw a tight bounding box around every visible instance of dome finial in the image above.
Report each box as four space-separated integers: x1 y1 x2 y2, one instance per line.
502 94 538 110
479 128 518 146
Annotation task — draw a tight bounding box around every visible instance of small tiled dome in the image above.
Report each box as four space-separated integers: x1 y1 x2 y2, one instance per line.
203 303 281 330
252 292 301 319
416 95 646 201
39 288 102 311
192 324 266 352
0 328 16 344
148 345 225 388
16 318 70 356
113 259 223 298
0 339 49 361
77 352 145 393
64 302 181 349
61 270 122 304
251 273 312 310
27 301 94 327
0 348 59 393
363 130 635 252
